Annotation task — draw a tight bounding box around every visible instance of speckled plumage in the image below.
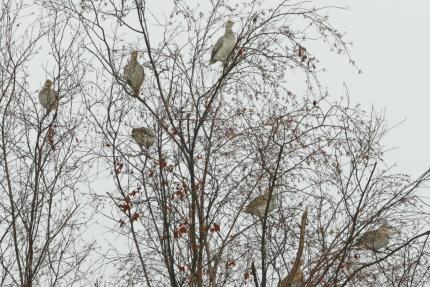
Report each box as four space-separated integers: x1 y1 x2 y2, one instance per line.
38 80 59 112
244 189 277 218
210 20 236 64
356 224 391 251
279 269 305 287
131 127 156 149
123 51 144 96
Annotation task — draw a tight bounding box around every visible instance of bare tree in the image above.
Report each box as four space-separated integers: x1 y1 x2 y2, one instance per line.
1 0 430 286
56 0 430 286
0 1 94 286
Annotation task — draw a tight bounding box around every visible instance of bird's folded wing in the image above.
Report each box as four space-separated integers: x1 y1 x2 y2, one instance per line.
357 230 377 245
123 63 132 78
210 36 225 61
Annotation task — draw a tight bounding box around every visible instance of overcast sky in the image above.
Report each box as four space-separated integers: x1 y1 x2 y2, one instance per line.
317 1 430 178
29 0 428 178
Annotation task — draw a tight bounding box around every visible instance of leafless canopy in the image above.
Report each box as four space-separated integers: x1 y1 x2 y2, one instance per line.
1 0 429 286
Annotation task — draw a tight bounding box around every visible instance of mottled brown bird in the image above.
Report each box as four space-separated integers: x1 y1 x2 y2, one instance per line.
356 224 391 251
131 127 156 150
210 20 236 64
244 189 277 218
279 269 305 287
123 51 144 96
38 79 59 112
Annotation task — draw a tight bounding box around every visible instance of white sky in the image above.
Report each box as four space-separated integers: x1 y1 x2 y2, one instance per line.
143 0 430 178
29 0 429 179
78 1 430 283
21 0 430 283
318 0 430 178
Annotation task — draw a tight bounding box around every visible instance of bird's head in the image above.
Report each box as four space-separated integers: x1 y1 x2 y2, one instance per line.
44 79 53 87
225 20 234 30
130 50 139 61
380 223 392 232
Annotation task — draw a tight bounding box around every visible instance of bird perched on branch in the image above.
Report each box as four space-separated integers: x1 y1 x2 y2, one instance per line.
279 269 304 287
244 189 277 218
123 51 144 96
38 79 59 112
131 127 156 150
209 20 236 65
355 224 391 251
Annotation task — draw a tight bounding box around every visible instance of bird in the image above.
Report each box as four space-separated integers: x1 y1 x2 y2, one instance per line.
209 20 236 65
279 269 305 287
131 127 156 150
38 79 59 112
123 51 144 96
244 189 277 218
355 224 391 251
